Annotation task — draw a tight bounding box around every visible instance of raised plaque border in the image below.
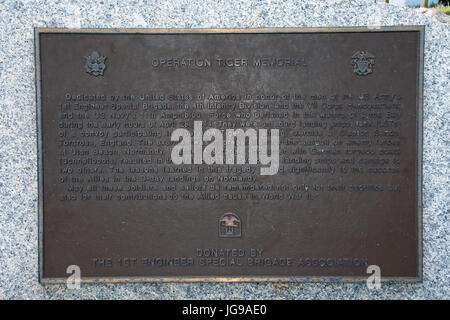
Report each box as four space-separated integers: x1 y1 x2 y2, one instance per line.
35 26 424 283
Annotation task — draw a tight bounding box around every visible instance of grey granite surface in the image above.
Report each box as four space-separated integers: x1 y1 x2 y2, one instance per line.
0 0 448 299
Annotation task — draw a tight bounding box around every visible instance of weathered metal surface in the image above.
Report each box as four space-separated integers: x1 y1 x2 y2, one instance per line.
36 27 423 283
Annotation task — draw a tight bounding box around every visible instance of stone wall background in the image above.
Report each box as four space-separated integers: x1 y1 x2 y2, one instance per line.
0 0 448 299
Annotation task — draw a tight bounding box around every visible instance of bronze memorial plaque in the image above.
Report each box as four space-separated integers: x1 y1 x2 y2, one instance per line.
36 27 423 282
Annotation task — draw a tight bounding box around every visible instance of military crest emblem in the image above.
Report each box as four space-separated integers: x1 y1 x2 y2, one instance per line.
351 51 375 76
219 213 241 238
85 51 107 76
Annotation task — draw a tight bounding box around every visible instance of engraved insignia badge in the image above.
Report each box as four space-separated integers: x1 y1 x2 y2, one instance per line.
219 213 241 238
85 51 107 76
351 51 375 76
